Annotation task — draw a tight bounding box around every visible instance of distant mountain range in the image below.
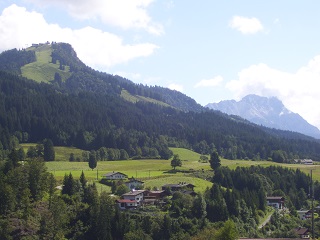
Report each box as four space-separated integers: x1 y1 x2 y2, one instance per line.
206 94 320 139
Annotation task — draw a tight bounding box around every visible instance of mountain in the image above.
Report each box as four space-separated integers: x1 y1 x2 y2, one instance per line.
206 94 320 139
0 43 320 161
0 43 203 113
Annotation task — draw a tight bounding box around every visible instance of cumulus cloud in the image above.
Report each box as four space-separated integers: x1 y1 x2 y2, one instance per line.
0 4 158 68
229 16 263 34
168 83 184 92
194 76 223 88
226 58 320 129
26 0 164 35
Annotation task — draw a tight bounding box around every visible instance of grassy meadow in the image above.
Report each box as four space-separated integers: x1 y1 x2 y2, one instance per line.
21 144 320 193
21 44 72 83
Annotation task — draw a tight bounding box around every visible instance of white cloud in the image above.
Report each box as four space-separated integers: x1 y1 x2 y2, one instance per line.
168 83 184 92
229 16 263 34
26 0 164 35
0 4 158 68
226 58 320 129
194 76 223 88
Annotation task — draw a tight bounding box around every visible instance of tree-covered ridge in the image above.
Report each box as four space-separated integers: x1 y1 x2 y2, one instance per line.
0 43 205 112
0 48 36 75
0 70 320 160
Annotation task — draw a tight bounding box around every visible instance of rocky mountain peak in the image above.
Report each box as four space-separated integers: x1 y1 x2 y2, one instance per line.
206 94 320 139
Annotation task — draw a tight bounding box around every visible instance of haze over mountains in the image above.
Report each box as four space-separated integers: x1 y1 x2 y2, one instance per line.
206 94 320 139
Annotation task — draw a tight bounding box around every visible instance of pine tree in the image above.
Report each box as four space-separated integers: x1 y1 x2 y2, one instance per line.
88 151 97 170
43 139 55 161
210 150 221 170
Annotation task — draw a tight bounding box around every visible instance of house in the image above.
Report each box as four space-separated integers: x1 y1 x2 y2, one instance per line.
103 171 128 180
297 210 312 220
162 182 195 192
294 227 310 239
116 199 138 210
144 190 167 199
125 177 144 190
302 159 313 165
122 190 146 206
266 196 285 209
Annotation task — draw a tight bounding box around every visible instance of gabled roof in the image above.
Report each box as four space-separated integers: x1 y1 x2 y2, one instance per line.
122 190 146 197
103 172 128 177
125 179 144 184
162 183 195 188
294 227 309 235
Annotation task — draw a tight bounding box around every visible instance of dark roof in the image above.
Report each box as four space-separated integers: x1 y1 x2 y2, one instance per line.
125 179 144 184
103 172 127 177
122 190 146 197
266 196 284 200
162 183 195 188
294 227 309 235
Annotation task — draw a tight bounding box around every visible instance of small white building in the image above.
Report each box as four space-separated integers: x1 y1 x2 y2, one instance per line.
266 196 285 209
122 190 146 206
116 199 138 210
125 178 144 190
103 171 128 180
297 210 312 220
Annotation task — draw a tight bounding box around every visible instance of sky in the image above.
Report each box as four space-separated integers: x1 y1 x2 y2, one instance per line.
1 1 320 129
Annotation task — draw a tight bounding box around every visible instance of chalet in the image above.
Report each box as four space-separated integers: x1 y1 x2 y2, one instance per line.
125 177 144 190
266 196 285 209
144 190 167 199
297 210 312 220
294 227 310 239
116 199 138 210
103 171 128 180
162 182 195 192
122 190 146 206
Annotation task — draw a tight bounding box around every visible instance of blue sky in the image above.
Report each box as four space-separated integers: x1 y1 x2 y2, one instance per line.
1 1 320 129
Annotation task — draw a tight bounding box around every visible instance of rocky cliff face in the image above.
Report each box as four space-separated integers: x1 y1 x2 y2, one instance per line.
206 94 320 139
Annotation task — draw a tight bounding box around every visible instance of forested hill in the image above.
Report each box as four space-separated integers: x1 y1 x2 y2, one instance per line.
1 70 320 160
1 42 320 160
0 42 203 113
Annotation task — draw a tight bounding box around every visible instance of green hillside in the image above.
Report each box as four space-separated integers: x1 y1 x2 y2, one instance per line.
21 44 71 83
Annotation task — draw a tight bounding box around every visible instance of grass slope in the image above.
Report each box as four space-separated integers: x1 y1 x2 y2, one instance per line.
21 44 71 83
121 90 171 107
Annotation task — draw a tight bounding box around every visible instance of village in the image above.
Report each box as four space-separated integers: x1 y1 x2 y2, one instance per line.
101 171 318 239
102 171 197 210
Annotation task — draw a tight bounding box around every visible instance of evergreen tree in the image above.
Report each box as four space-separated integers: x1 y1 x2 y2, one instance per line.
80 170 87 189
210 150 221 170
8 148 19 168
88 151 97 170
43 139 55 161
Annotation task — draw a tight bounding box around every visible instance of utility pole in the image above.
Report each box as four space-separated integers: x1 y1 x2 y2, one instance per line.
311 169 315 239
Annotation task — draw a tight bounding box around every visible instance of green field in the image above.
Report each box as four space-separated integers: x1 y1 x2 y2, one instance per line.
20 144 320 192
21 44 72 83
